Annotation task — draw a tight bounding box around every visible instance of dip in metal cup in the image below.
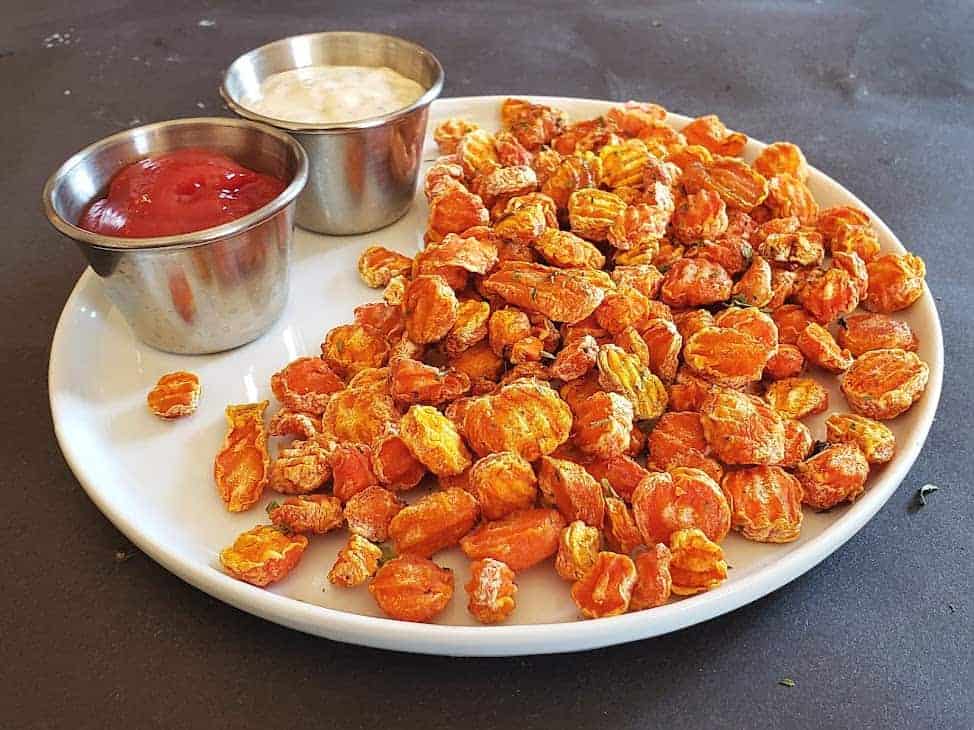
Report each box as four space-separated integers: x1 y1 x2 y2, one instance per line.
42 117 308 354
221 32 444 235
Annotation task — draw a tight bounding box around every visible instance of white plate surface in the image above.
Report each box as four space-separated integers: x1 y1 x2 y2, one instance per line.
49 96 943 656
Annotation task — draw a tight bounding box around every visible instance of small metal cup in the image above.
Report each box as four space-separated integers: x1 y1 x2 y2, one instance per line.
221 32 444 235
42 117 308 354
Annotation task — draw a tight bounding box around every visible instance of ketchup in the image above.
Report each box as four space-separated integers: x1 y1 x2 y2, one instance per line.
79 148 287 238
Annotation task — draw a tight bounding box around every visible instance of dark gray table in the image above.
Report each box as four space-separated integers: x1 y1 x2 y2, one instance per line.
2 1 971 728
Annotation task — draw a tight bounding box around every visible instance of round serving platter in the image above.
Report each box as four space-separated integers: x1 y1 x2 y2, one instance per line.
49 96 943 656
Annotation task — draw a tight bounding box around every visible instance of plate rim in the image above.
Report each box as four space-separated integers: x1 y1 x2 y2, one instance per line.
49 94 945 656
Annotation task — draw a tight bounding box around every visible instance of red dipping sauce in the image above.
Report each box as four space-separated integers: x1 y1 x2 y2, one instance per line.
79 148 287 238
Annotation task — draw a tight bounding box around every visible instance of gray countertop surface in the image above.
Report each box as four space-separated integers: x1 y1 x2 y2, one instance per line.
2 1 971 728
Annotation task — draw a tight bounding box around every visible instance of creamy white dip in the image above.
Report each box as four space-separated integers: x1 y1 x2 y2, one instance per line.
243 65 426 124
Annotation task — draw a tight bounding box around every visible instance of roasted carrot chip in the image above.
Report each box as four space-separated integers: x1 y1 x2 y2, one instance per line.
147 371 201 419
214 401 270 512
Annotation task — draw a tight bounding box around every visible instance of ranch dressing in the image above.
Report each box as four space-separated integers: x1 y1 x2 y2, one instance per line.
243 65 426 124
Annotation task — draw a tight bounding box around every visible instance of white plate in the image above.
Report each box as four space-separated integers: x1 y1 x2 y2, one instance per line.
49 96 943 656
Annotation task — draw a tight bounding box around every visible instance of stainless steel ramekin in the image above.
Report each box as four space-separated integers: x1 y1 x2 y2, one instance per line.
221 32 444 235
42 117 308 354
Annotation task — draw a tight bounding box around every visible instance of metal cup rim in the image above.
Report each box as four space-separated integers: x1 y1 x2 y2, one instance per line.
219 31 445 134
41 116 309 252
